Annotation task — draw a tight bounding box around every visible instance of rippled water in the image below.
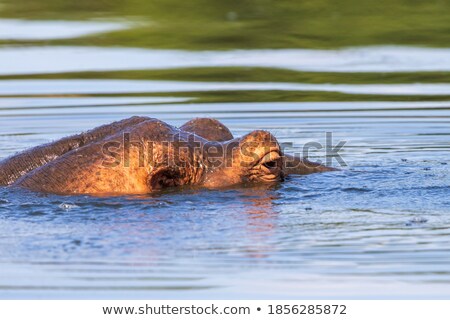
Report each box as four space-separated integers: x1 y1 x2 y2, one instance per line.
1 11 450 299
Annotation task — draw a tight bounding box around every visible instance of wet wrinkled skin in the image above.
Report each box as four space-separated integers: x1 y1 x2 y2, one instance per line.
0 117 335 195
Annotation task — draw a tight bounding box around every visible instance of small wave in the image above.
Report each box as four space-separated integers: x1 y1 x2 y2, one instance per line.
58 203 80 211
341 187 373 192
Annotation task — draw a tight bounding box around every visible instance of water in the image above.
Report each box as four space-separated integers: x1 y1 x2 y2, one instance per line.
0 19 129 40
3 46 450 74
0 1 450 299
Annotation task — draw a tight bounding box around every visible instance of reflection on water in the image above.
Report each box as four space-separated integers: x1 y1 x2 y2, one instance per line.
2 79 450 96
1 5 450 299
3 46 450 75
1 0 449 50
0 19 129 40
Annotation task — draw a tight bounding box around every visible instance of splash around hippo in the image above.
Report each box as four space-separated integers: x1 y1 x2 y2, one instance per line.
0 117 336 195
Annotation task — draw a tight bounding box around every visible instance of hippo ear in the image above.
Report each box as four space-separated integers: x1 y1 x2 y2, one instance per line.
238 130 279 166
148 167 184 190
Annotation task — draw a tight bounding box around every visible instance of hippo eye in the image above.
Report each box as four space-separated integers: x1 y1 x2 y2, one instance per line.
258 151 281 169
249 151 283 183
263 161 277 169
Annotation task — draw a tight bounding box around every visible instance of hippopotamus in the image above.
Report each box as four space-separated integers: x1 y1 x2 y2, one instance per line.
0 117 335 195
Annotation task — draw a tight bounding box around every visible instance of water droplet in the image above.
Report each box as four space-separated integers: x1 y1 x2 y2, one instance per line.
58 203 79 210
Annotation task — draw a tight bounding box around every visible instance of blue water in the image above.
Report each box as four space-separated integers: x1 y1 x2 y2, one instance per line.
0 20 450 299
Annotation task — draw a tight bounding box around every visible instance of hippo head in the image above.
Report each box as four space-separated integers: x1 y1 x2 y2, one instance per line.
146 128 284 192
201 130 284 189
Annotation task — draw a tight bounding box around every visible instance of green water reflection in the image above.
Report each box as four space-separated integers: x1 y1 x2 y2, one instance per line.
1 0 450 49
0 1 449 102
